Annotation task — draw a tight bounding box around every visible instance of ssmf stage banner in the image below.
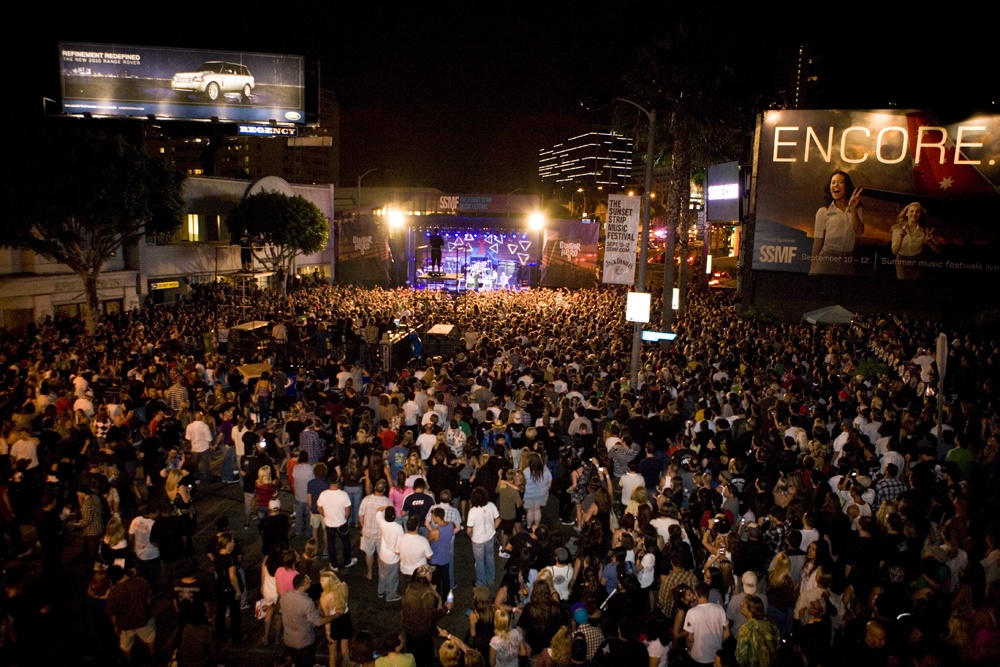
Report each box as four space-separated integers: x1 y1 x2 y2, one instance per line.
602 195 640 285
752 110 1000 280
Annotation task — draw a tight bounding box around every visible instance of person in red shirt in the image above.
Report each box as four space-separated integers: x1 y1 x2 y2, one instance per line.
378 420 397 450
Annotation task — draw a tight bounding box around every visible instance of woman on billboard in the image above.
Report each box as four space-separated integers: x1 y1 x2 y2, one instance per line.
890 202 940 279
809 170 864 275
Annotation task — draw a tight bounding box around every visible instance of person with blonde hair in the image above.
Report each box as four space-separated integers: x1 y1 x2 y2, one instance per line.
438 637 464 667
891 201 940 279
320 567 351 667
164 467 195 552
624 485 650 518
404 452 426 488
255 465 278 521
467 585 496 655
766 551 796 634
99 515 132 570
489 607 526 667
536 624 571 667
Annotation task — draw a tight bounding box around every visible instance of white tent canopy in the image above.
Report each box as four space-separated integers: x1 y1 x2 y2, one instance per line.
802 305 855 325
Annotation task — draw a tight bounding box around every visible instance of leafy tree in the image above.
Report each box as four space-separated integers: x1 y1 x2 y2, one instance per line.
4 130 185 333
226 191 330 293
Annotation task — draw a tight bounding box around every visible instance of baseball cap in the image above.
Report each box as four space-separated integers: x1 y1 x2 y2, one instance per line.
268 499 281 510
741 571 758 594
570 602 588 624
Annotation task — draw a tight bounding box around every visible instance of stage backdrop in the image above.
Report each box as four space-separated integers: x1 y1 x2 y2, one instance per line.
541 219 600 288
337 218 391 286
752 109 1000 281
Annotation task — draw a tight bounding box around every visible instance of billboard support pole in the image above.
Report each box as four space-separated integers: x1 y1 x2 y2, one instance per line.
739 113 764 313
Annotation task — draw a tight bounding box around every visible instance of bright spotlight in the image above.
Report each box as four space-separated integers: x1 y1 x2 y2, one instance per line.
388 210 405 229
528 212 545 231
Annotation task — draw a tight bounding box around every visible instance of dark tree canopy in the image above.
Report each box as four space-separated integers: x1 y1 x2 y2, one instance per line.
619 23 762 325
3 129 185 331
226 190 330 277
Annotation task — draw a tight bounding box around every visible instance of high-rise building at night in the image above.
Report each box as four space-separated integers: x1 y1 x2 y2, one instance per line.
538 131 634 189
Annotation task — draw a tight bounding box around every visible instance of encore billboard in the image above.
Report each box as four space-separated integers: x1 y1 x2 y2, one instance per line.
59 42 305 124
752 109 1000 280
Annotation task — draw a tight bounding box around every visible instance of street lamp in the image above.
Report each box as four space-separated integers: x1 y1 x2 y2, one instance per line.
357 168 380 222
616 98 656 391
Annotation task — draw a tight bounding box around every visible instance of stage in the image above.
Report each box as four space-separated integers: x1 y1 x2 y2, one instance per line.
416 272 462 291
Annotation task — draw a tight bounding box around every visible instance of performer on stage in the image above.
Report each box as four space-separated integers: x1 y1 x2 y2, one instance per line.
430 228 444 273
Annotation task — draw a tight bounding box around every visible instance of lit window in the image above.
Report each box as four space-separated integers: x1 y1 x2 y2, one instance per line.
186 214 200 242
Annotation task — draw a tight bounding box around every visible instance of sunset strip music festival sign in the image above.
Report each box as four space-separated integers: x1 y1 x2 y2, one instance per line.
602 194 640 285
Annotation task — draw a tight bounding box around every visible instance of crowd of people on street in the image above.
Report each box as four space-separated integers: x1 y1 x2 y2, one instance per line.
1 280 999 667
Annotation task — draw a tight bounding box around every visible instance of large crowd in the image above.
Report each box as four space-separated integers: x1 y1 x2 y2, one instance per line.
0 280 999 667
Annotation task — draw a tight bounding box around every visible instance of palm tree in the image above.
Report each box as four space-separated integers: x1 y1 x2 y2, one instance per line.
620 23 760 328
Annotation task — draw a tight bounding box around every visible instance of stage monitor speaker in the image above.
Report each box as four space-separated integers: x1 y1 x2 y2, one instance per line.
423 323 460 357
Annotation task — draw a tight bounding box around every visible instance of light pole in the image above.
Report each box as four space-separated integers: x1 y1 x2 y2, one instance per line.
357 168 380 222
617 98 656 391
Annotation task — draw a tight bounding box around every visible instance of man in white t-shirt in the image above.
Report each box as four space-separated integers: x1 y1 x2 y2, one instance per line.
72 372 90 398
395 516 433 584
377 506 404 601
129 508 161 593
649 510 681 542
335 363 353 390
9 432 40 471
830 419 854 466
317 477 356 570
684 582 730 664
466 488 500 587
619 461 645 508
416 423 438 461
185 411 216 484
401 396 421 432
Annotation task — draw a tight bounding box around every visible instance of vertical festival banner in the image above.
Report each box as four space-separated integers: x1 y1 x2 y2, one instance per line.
602 194 640 284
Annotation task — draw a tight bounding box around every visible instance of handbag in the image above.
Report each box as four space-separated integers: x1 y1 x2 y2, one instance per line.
255 598 268 620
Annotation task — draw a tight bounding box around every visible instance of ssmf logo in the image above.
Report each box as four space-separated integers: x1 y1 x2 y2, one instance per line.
758 245 798 263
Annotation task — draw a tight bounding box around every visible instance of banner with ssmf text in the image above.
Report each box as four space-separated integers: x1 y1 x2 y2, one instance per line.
602 195 640 284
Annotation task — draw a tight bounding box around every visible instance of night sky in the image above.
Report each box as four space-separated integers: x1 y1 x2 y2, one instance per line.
12 2 997 193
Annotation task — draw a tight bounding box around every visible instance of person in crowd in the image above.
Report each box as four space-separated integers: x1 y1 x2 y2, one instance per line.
467 486 501 588
319 567 352 667
402 564 448 666
280 572 342 667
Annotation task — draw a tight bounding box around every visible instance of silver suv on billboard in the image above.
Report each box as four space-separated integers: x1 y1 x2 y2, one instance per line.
171 61 254 102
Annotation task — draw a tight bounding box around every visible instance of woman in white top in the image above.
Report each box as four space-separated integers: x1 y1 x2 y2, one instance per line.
809 170 864 276
891 201 940 279
259 548 281 646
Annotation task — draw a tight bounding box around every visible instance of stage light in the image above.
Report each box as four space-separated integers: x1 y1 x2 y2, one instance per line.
528 212 545 231
388 209 406 229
